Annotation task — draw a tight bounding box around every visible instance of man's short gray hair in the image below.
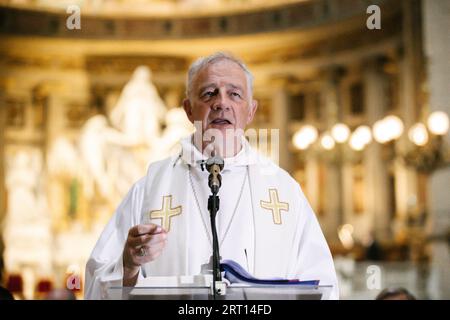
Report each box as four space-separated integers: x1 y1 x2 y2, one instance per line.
186 52 254 99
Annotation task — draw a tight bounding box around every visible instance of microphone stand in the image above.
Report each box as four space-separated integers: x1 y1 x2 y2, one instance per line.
205 154 226 299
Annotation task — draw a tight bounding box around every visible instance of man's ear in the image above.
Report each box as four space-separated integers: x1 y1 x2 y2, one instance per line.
246 99 258 124
183 98 194 123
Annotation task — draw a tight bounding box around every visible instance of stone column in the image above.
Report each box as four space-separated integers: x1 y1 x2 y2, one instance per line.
394 0 422 228
422 0 450 300
363 57 391 241
321 69 343 242
304 91 320 213
0 91 5 280
45 88 66 151
271 79 292 172
44 88 69 231
342 162 354 224
0 93 5 223
305 153 319 213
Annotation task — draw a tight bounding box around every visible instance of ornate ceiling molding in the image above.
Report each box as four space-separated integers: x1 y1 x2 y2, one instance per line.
85 55 188 73
0 0 394 40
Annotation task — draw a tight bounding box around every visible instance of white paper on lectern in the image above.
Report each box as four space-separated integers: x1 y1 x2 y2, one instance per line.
136 274 213 287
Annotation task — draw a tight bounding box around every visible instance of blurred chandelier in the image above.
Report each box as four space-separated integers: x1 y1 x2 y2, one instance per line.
293 111 450 172
401 111 450 173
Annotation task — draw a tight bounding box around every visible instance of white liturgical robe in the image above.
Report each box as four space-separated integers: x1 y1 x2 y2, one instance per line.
85 136 339 299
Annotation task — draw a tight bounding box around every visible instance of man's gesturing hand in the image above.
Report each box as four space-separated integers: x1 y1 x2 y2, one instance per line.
122 223 167 286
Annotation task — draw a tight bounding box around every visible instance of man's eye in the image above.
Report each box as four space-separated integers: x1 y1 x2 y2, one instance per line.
231 92 241 98
203 90 216 98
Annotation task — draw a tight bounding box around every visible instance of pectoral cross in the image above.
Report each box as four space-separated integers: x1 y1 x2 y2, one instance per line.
260 189 289 225
149 195 182 232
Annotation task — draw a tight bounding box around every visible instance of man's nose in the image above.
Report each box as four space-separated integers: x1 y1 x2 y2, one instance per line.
211 91 231 111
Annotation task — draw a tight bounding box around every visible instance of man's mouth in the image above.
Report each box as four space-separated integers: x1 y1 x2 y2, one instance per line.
210 118 232 125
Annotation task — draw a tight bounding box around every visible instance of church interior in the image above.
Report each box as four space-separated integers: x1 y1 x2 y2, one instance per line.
0 0 449 300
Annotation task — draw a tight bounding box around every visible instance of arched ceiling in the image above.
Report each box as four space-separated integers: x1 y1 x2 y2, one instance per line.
0 0 395 40
0 0 308 18
0 0 402 86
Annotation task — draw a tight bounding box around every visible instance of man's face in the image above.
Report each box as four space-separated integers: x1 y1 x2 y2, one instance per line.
183 59 258 138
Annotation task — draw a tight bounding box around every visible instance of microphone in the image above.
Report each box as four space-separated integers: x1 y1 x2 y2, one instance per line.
204 150 225 297
205 151 224 195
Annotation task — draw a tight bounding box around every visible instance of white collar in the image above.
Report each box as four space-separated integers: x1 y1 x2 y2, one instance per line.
178 134 258 171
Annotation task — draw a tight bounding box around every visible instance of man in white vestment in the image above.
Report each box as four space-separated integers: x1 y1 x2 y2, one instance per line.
85 52 339 300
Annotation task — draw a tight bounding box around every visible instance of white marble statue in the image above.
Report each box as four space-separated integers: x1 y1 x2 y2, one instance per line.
158 107 195 158
78 66 173 205
109 66 167 148
3 148 52 299
78 65 195 203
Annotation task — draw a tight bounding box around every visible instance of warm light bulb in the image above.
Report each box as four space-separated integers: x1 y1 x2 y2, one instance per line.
373 119 390 143
338 224 354 250
293 129 310 150
293 125 318 150
321 133 335 150
354 125 372 145
293 137 310 150
427 111 449 135
293 130 306 150
331 123 350 143
408 123 429 146
301 125 319 145
349 131 365 151
384 115 404 140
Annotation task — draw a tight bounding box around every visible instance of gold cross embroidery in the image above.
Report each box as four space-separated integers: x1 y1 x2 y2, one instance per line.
149 195 182 232
260 189 289 225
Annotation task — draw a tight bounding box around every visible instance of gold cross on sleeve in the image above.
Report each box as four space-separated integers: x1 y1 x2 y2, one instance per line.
260 188 289 225
149 195 182 232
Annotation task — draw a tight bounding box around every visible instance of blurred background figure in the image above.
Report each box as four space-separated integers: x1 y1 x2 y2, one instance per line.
376 287 416 300
364 232 384 261
0 286 14 300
